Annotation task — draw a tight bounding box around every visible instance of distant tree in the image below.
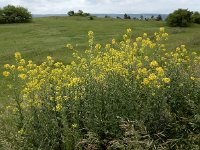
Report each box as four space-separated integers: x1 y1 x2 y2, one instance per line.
67 10 90 17
151 15 154 20
77 10 83 16
116 16 121 19
124 13 131 19
166 9 193 27
192 11 200 24
124 13 128 19
0 5 32 24
83 12 90 17
140 15 144 20
156 14 162 21
67 10 75 16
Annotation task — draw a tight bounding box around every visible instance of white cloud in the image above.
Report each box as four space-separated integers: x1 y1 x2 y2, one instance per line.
0 0 199 14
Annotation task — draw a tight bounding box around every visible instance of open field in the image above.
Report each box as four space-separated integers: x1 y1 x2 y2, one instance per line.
0 16 200 105
0 16 200 149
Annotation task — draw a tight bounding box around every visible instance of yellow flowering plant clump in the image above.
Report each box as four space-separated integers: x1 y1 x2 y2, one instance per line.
2 28 200 149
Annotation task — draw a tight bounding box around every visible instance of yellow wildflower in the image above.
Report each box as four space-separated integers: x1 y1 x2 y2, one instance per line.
138 68 147 75
142 78 149 85
18 74 27 80
156 67 164 76
162 78 171 83
47 56 52 60
156 85 161 89
63 96 69 100
123 34 128 40
143 33 148 37
19 59 26 65
88 31 94 37
144 56 149 61
66 44 73 50
72 123 77 129
181 45 185 49
149 73 157 81
56 96 62 101
95 44 101 49
150 60 158 68
112 39 116 45
176 47 180 52
10 65 15 70
15 52 21 60
159 27 165 32
18 128 25 135
127 28 132 33
4 64 11 69
17 66 25 71
136 37 142 42
3 71 10 77
55 104 62 111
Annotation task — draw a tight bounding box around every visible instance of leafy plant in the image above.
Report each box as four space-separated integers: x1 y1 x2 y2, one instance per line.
166 9 193 27
156 14 162 21
124 13 131 19
0 5 32 24
192 11 200 24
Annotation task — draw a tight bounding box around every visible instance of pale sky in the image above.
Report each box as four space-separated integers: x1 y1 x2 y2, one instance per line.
0 0 200 14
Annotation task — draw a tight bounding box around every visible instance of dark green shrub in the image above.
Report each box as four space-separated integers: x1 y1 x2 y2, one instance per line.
166 9 193 27
67 10 75 16
0 5 32 24
192 11 200 24
151 15 155 20
124 13 131 19
0 8 6 24
88 16 94 20
77 10 83 16
156 14 162 21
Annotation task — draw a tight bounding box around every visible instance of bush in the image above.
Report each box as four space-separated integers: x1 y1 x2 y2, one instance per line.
156 14 162 21
0 8 5 23
192 11 200 24
124 13 131 19
2 28 200 149
166 9 193 27
0 5 32 24
88 16 94 20
67 10 75 16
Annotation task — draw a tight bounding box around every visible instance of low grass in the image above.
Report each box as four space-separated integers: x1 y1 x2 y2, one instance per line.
0 16 200 105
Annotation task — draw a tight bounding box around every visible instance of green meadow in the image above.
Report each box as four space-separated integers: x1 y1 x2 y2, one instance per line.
0 16 200 105
1 16 200 149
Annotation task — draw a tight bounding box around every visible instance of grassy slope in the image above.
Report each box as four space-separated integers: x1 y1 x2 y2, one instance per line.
0 16 200 105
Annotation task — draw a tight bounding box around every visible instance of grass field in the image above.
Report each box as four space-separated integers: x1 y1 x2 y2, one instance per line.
1 16 200 149
0 16 200 105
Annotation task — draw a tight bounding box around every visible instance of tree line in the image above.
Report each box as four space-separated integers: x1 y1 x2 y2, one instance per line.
1 4 200 27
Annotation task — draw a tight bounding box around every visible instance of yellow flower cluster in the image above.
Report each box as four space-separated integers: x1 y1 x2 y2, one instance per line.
3 27 200 112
